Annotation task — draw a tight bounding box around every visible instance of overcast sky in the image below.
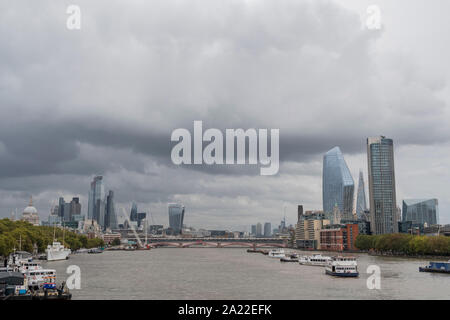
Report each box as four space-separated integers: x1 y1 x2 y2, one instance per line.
0 0 449 230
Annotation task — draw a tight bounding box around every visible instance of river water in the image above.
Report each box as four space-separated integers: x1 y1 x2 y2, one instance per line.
42 248 450 300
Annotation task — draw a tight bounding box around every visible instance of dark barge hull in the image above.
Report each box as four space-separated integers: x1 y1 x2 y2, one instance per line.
325 269 359 277
2 293 72 300
419 267 450 274
280 258 299 262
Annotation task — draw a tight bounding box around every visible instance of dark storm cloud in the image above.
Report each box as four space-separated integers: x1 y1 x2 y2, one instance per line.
0 0 449 226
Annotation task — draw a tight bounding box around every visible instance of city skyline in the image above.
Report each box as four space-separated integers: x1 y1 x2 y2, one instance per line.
1 133 447 231
1 1 450 230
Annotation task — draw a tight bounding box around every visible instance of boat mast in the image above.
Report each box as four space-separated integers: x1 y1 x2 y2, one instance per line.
62 220 65 247
145 218 148 247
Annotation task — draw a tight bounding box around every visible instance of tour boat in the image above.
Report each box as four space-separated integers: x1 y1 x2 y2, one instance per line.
325 256 359 277
298 254 331 266
25 269 57 289
419 260 450 274
267 249 285 258
46 241 71 261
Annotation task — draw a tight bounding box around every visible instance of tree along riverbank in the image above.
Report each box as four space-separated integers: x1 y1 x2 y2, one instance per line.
355 233 450 257
0 218 104 257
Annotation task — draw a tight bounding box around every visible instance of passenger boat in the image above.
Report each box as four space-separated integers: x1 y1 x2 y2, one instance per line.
0 254 71 300
25 269 57 289
419 260 450 274
298 254 331 266
325 256 359 277
267 249 285 258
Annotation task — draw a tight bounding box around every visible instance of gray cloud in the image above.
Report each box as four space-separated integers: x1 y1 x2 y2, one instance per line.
0 0 449 228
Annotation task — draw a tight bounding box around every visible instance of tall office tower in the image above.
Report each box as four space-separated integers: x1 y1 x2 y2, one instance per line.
130 203 138 222
322 147 355 220
297 205 304 221
63 202 71 222
251 225 256 235
168 203 185 234
356 170 367 218
367 136 398 234
70 197 81 216
105 190 118 230
58 197 65 218
256 223 262 237
264 222 271 237
402 199 439 226
137 212 147 227
50 205 59 216
88 176 105 227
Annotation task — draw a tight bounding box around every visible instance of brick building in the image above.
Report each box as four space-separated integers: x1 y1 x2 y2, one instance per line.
320 223 359 251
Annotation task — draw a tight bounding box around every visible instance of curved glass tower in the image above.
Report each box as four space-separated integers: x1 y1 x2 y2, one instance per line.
322 147 355 220
168 203 185 234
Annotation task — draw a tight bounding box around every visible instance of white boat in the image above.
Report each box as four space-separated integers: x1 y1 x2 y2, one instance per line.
46 241 71 261
267 249 285 258
325 256 359 277
18 260 42 273
298 254 332 266
25 268 57 289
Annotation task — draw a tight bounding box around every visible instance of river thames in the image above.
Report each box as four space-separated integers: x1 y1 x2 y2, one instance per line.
42 249 450 300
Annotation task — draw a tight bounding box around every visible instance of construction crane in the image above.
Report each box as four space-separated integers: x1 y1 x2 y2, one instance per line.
119 206 143 248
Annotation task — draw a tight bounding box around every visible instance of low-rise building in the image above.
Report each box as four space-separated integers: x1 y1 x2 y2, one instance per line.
296 218 330 250
320 223 359 251
103 232 121 244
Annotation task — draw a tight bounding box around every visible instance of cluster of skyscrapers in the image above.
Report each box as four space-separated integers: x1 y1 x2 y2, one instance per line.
321 136 439 235
42 136 439 239
49 197 83 227
87 176 117 231
250 222 272 237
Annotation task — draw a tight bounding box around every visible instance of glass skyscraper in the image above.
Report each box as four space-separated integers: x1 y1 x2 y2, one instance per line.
88 176 105 228
264 222 271 237
168 203 185 234
105 190 118 230
322 147 355 220
402 199 439 226
356 170 367 219
130 202 138 222
367 136 398 234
